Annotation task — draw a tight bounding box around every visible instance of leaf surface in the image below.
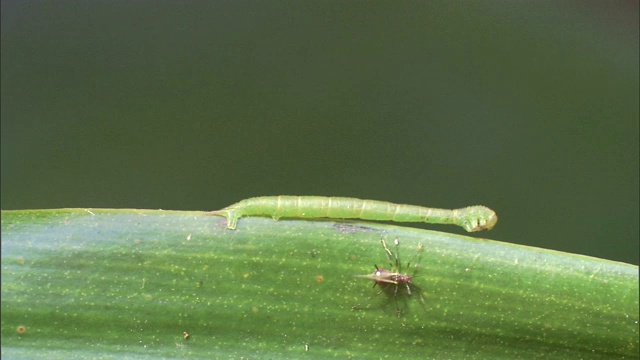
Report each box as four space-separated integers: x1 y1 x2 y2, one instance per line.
1 209 638 359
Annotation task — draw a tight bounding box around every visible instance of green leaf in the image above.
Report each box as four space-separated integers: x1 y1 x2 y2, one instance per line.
2 209 638 359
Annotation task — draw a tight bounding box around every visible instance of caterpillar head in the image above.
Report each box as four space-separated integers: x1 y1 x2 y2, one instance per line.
460 206 498 232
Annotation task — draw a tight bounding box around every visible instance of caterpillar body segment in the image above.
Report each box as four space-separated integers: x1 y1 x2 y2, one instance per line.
206 196 497 232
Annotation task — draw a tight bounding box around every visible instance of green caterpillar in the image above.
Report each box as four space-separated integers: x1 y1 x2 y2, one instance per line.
206 196 498 232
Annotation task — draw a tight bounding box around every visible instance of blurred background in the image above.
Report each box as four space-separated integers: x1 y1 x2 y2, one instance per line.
2 1 638 265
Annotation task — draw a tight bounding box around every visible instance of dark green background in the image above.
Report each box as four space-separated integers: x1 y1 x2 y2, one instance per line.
2 1 638 265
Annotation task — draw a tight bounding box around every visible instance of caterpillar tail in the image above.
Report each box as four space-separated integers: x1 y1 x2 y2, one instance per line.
205 209 239 230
